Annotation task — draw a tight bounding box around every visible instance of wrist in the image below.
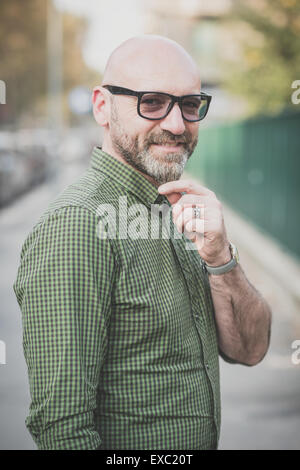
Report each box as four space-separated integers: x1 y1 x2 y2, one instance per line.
205 243 232 267
204 242 239 276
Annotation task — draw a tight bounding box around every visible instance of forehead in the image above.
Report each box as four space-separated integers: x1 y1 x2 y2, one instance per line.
107 43 201 95
132 73 201 96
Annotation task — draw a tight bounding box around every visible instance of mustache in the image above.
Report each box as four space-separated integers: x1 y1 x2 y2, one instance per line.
146 131 190 145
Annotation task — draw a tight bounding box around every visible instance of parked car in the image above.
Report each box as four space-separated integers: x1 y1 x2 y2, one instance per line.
0 146 49 207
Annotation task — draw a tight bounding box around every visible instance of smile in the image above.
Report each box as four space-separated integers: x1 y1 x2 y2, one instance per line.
152 143 184 152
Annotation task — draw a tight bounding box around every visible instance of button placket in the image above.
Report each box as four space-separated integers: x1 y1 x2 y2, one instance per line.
171 230 221 440
171 236 205 323
172 233 218 427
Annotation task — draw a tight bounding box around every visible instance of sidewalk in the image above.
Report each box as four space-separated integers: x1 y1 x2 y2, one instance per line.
0 161 87 450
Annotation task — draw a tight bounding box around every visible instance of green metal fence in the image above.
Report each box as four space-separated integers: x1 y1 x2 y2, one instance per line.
185 111 300 259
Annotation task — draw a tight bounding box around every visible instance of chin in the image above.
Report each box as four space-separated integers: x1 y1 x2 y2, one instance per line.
151 148 186 162
150 165 185 185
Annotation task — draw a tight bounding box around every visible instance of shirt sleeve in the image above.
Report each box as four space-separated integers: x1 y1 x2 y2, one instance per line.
13 206 116 450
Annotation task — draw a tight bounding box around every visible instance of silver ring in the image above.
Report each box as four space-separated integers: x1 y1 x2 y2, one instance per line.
193 207 201 219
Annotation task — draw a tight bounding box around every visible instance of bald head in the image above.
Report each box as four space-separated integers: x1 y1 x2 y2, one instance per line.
94 35 202 186
102 35 201 94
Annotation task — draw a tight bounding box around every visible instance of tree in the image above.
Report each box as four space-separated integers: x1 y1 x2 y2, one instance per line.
0 0 48 125
0 0 99 127
221 0 300 115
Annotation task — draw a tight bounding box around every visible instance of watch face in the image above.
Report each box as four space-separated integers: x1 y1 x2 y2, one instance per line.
230 243 239 262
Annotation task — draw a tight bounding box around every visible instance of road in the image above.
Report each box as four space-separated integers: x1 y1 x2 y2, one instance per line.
218 243 300 450
0 161 299 450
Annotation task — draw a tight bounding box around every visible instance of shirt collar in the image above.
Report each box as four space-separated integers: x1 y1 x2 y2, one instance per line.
90 147 170 208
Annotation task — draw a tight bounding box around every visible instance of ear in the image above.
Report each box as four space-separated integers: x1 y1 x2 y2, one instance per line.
92 86 109 126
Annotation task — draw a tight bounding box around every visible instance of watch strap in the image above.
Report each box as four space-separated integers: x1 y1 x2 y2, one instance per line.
205 242 239 275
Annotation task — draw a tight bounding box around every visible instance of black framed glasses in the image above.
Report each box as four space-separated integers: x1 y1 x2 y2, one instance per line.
102 85 212 122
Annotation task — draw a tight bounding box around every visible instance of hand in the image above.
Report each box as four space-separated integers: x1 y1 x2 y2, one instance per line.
158 180 231 266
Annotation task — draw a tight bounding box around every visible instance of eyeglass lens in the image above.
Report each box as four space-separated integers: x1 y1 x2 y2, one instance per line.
139 93 208 121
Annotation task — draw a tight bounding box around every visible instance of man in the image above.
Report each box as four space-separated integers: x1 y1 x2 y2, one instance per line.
13 35 271 450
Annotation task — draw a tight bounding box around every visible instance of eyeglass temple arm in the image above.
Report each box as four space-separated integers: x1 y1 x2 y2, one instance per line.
102 85 140 97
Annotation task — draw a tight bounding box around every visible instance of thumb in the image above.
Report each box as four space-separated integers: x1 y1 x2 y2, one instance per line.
164 192 182 205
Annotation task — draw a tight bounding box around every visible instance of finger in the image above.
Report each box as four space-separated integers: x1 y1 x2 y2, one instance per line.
185 218 205 235
164 192 182 205
172 196 207 218
174 205 205 232
172 195 217 221
185 230 205 249
158 180 214 197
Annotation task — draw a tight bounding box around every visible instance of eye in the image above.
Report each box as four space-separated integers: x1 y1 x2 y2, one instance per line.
140 94 167 107
183 97 201 109
142 98 161 106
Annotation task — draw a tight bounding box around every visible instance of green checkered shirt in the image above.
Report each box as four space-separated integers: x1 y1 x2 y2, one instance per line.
13 147 222 450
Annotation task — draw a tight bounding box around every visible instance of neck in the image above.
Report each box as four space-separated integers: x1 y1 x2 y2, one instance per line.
101 140 160 188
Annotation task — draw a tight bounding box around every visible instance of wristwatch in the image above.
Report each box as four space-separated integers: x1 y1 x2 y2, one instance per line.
205 242 239 275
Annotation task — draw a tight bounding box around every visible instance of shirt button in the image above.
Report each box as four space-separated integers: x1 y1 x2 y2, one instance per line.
205 363 210 370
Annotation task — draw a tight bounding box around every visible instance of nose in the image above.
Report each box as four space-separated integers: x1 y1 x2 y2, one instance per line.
159 102 186 135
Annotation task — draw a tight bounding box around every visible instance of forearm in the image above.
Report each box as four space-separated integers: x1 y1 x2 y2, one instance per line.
208 263 272 366
157 179 272 365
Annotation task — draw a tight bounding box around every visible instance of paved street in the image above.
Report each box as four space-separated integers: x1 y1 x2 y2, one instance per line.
218 243 300 450
0 161 86 450
0 162 299 450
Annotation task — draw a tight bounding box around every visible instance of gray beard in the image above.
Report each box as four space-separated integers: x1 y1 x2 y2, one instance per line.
111 129 195 185
110 102 197 185
127 147 189 185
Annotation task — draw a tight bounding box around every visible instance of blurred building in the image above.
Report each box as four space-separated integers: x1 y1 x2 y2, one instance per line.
143 0 248 121
146 0 231 82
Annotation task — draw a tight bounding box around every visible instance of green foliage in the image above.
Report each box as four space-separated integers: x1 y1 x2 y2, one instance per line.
222 0 300 115
0 0 48 124
0 0 99 126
